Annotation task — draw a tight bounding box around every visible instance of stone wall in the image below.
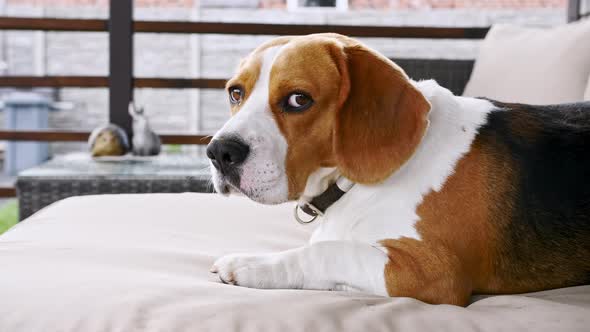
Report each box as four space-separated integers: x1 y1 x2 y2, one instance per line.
0 2 568 154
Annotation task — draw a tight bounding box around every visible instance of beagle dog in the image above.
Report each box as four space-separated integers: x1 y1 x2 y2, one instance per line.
207 33 590 306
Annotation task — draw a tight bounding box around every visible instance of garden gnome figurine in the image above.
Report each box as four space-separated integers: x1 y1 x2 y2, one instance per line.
129 102 161 156
88 124 130 157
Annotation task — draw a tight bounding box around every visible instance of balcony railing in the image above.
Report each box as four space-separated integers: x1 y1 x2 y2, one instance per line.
0 0 584 197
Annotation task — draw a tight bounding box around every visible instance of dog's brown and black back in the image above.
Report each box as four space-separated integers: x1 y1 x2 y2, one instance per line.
478 101 590 292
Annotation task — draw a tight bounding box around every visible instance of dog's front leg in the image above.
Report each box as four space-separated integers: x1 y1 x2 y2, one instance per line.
210 241 389 295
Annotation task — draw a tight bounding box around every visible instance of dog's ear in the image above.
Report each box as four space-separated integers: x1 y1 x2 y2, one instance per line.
332 39 431 184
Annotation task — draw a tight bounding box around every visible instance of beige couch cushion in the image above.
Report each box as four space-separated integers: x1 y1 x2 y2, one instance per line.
0 193 589 332
463 19 590 104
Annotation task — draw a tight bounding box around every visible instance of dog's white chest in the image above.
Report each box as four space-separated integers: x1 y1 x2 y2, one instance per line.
309 184 423 244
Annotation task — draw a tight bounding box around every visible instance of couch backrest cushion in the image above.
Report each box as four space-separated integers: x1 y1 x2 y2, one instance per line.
463 19 590 104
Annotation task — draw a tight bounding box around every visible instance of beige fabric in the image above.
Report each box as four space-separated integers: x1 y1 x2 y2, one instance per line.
0 193 589 332
463 20 590 104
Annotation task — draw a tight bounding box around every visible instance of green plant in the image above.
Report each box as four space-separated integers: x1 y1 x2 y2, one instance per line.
0 200 18 235
163 144 183 153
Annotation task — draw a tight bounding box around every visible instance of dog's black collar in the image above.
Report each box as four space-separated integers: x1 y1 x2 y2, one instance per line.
294 177 354 224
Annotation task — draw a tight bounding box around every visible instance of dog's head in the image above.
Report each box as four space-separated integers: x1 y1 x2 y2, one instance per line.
207 33 430 204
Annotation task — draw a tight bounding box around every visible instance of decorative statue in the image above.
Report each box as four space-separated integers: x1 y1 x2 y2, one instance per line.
129 102 161 156
88 124 130 157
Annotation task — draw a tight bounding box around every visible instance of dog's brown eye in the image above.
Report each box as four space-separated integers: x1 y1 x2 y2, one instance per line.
229 87 243 105
284 93 313 112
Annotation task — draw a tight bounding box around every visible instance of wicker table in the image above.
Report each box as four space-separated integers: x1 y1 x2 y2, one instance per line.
16 153 213 221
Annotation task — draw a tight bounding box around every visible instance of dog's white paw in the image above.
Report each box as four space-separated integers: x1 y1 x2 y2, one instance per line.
210 253 301 289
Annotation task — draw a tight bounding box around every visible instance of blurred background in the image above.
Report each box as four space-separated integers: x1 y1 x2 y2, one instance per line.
0 0 573 157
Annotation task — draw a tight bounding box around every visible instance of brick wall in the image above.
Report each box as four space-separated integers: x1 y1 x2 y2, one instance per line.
389 0 566 9
6 0 568 8
5 0 193 7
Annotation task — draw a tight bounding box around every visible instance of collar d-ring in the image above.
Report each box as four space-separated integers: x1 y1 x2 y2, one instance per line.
294 205 317 224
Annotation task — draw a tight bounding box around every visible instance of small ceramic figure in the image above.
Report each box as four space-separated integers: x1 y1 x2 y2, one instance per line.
88 124 130 157
129 102 161 156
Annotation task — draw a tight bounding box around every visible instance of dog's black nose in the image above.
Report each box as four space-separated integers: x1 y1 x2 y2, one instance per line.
206 138 250 173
